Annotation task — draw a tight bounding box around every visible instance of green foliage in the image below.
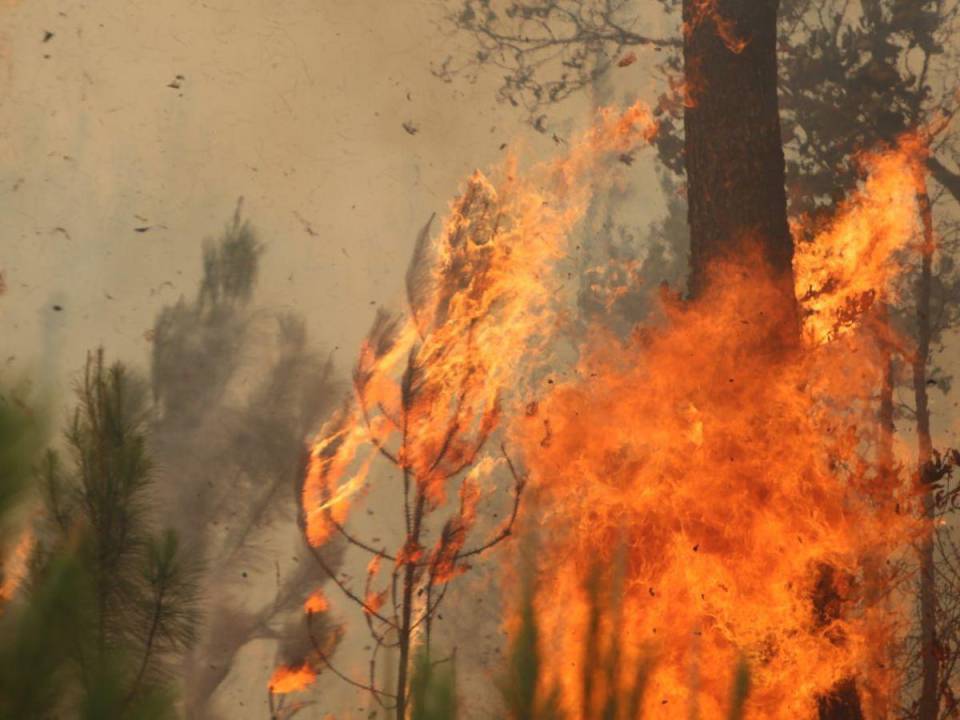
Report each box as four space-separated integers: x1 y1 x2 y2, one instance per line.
0 385 44 517
499 582 546 720
398 565 750 720
410 651 458 720
2 351 201 718
727 657 749 720
199 204 261 309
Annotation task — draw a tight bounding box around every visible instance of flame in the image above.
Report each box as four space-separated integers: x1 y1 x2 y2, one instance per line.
304 588 330 614
284 103 658 696
294 96 924 716
504 140 926 718
684 0 749 55
301 101 657 549
794 134 927 345
269 664 317 695
0 526 34 603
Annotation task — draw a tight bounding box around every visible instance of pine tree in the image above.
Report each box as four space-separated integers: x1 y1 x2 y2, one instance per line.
148 203 343 717
26 350 200 718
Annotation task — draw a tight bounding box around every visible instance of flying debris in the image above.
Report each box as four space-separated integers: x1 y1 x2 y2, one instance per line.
294 211 319 237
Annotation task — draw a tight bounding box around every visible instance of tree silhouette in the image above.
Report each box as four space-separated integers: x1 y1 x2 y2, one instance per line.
148 203 344 718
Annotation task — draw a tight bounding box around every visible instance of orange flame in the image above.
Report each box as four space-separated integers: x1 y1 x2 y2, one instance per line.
304 588 330 614
684 0 749 55
301 102 657 548
269 664 317 695
284 103 659 697
504 140 926 718
794 135 927 345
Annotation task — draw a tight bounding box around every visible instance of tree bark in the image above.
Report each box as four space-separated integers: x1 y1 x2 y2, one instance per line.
682 0 794 311
915 187 939 720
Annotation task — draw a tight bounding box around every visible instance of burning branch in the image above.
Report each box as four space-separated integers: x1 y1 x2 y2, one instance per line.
278 103 657 718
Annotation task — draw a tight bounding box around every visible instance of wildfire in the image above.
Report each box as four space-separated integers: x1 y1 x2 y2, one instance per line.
684 0 749 55
508 139 926 718
304 588 329 614
290 93 925 719
283 102 658 699
793 134 928 345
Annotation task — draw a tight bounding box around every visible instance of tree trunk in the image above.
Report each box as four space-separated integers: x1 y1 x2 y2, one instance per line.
915 187 939 720
682 0 794 311
396 490 426 720
682 3 859 717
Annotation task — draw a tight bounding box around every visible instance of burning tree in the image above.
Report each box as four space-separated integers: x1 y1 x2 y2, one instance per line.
270 105 659 718
504 135 933 718
442 2 960 717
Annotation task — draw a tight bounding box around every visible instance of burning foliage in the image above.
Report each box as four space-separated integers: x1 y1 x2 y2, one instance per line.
280 104 657 715
508 138 930 718
283 97 935 719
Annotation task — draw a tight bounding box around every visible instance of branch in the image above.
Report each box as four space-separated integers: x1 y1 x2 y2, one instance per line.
305 543 396 627
306 611 396 705
928 156 960 207
330 518 397 563
458 443 526 560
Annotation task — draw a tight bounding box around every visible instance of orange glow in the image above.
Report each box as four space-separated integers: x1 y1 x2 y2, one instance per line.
304 588 329 614
0 526 33 603
269 664 317 695
505 140 926 718
287 101 658 705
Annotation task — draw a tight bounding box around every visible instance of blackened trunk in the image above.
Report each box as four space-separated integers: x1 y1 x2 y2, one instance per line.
682 0 794 309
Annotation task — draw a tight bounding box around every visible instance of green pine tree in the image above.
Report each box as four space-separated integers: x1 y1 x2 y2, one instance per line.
18 350 200 719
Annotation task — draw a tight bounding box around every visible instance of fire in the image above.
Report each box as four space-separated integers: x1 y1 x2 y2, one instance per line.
684 0 749 55
507 139 926 718
301 101 657 547
292 93 925 717
0 526 34 604
794 134 928 345
304 588 329 614
287 102 658 701
269 664 317 695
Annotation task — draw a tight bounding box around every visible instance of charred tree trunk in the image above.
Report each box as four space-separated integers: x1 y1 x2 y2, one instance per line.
682 0 794 313
915 187 939 720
